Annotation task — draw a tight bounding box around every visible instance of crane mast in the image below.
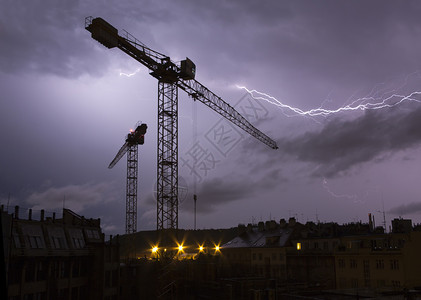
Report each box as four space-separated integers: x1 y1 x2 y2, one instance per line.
109 124 147 234
85 17 278 232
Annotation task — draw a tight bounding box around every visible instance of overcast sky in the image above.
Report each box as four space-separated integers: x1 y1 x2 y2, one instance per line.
1 0 421 235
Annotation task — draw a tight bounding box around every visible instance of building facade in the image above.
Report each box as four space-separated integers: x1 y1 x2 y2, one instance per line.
2 206 120 300
221 217 421 298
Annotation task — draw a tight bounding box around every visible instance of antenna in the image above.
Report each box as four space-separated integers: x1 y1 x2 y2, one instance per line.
193 99 198 230
382 200 387 232
6 193 11 212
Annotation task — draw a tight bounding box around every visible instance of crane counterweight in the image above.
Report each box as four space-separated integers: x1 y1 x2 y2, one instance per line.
86 17 118 49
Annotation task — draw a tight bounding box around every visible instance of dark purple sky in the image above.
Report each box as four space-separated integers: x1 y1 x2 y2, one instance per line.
1 0 421 234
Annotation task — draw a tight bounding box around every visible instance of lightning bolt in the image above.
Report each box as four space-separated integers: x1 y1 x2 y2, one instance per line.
237 85 421 118
322 178 371 204
322 178 358 202
119 68 142 77
238 75 421 203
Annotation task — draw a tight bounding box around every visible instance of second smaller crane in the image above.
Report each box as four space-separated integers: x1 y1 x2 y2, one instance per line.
109 123 148 234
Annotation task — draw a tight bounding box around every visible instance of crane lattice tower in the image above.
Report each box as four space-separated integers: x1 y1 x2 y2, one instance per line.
108 123 147 234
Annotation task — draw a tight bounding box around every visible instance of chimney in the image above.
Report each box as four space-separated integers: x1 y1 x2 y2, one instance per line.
280 219 287 229
258 221 265 232
28 209 32 221
40 210 45 222
288 217 296 227
369 213 373 232
266 220 277 231
238 224 246 235
247 223 253 232
14 205 19 219
53 212 56 222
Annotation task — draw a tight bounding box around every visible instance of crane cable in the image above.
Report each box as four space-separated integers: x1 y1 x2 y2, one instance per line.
193 100 198 230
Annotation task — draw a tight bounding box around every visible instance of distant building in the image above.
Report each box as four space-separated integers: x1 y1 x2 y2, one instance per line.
1 206 119 300
221 218 338 293
221 217 421 298
391 218 412 234
334 231 421 291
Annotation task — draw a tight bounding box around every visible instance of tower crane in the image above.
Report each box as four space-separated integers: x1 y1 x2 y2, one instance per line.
108 123 147 234
85 17 278 232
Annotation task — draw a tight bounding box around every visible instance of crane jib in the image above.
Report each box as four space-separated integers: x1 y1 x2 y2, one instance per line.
85 16 277 150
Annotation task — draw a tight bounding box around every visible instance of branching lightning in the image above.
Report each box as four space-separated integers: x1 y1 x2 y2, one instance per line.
237 86 421 118
237 74 421 204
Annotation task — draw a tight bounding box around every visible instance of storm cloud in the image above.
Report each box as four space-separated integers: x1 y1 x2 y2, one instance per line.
182 177 256 214
279 105 421 177
389 202 421 216
25 181 119 213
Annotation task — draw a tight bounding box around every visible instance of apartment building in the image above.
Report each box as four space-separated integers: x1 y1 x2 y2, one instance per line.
1 206 120 300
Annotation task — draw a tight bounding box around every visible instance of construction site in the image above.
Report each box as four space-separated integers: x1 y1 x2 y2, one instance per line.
3 13 421 300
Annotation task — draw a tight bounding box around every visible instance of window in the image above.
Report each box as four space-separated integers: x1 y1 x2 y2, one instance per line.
72 237 85 249
23 294 34 300
252 253 256 260
86 229 100 239
72 261 80 278
105 270 111 287
34 292 46 300
258 253 263 261
28 236 43 249
36 261 47 281
375 259 384 269
350 259 357 269
12 228 22 248
338 259 345 269
272 253 277 260
25 261 36 282
69 229 85 249
52 261 70 279
52 236 66 249
392 280 401 287
112 270 118 286
390 259 399 270
59 261 69 278
71 287 79 300
80 259 88 276
58 288 69 300
8 261 23 284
